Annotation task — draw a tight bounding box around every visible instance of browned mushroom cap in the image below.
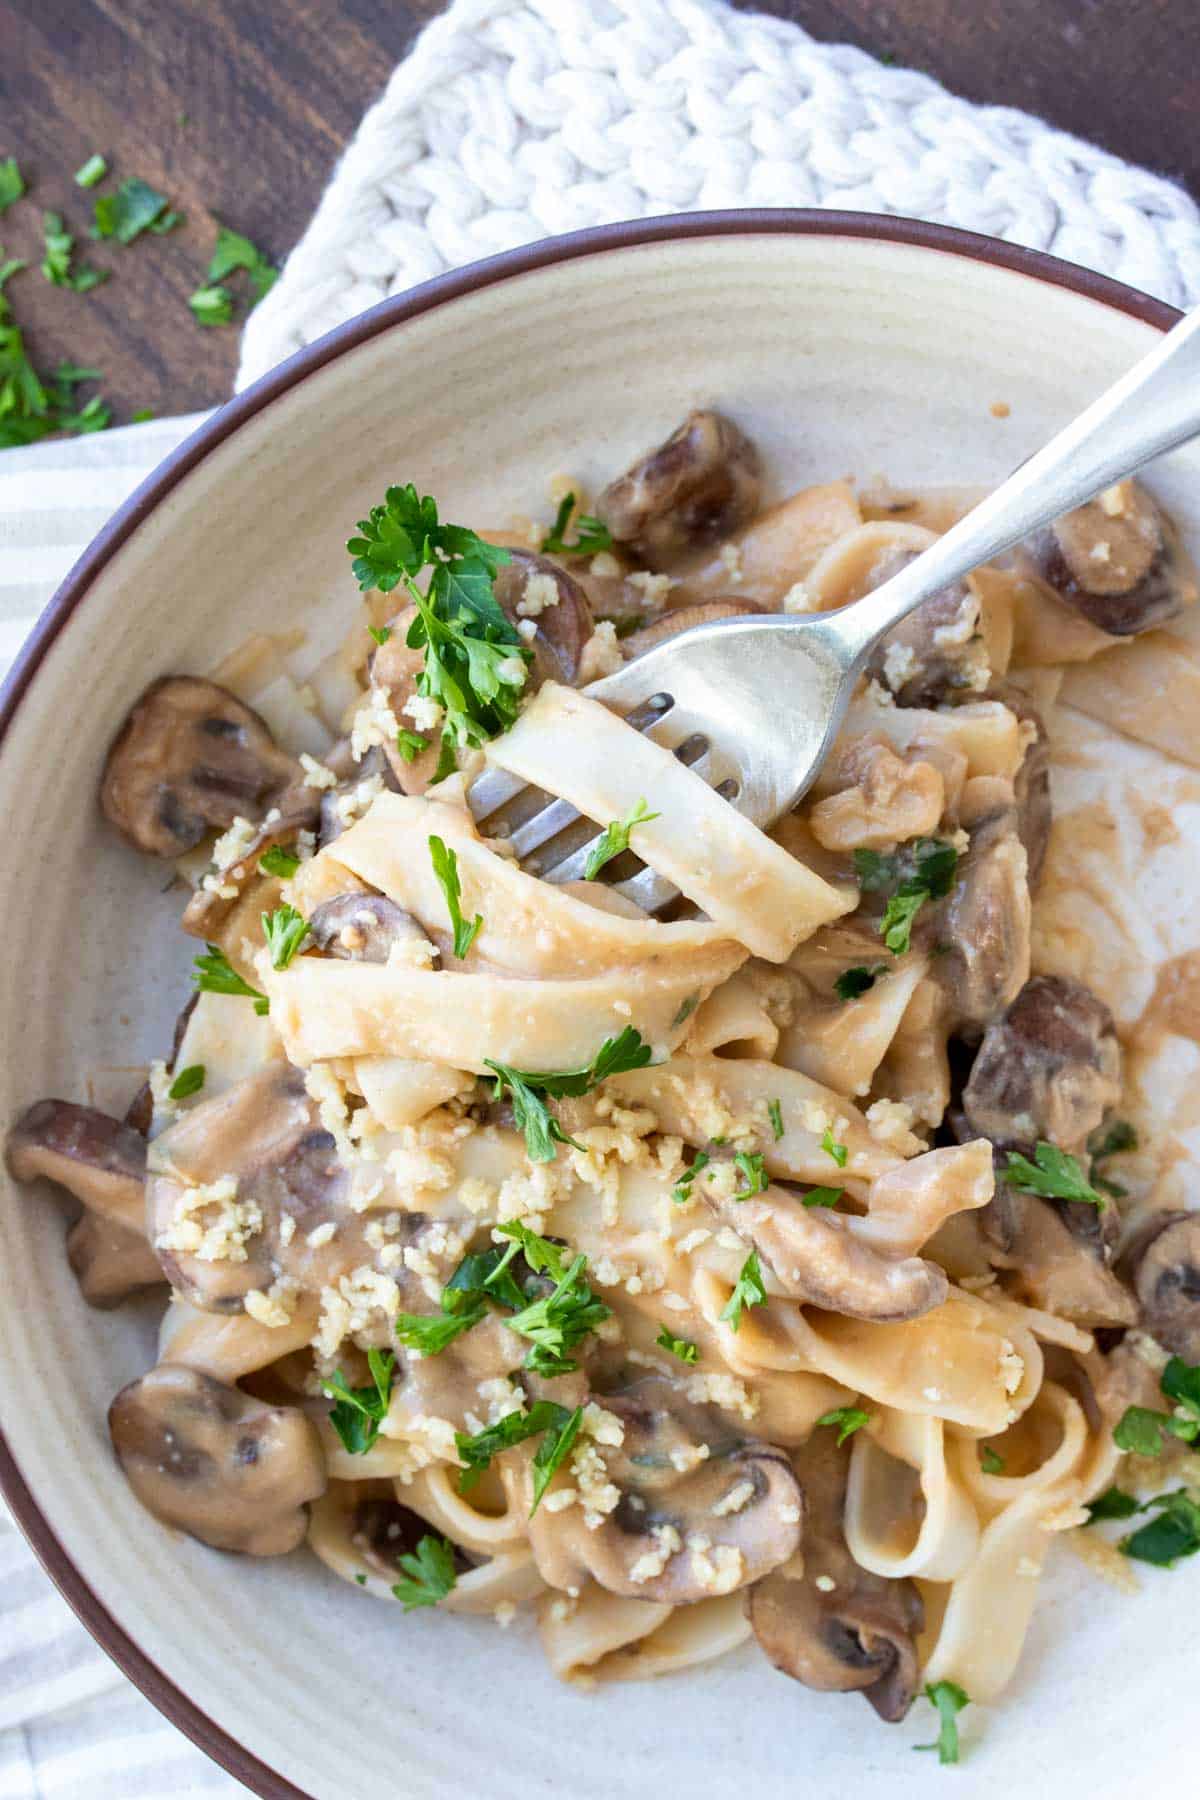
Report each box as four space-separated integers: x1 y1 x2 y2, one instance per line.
308 894 431 965
101 677 318 858
707 1187 947 1323
929 814 1030 1036
963 976 1121 1157
595 410 761 564
864 560 984 706
1022 479 1197 636
6 1098 166 1308
1122 1212 1200 1360
747 1429 922 1722
490 550 594 684
527 1376 802 1603
622 597 759 658
981 1175 1135 1329
108 1364 325 1554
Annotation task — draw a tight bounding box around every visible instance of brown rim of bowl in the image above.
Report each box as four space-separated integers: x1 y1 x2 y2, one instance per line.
0 208 1182 1799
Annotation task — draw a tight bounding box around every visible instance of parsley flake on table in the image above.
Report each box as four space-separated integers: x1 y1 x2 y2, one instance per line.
391 1533 458 1611
74 153 108 189
0 269 113 449
167 1064 205 1102
428 834 483 959
656 1324 699 1363
915 1680 970 1765
1003 1141 1104 1207
821 1125 848 1169
818 1405 872 1446
188 283 233 327
484 1027 653 1163
192 944 269 1013
540 491 614 557
41 212 107 292
258 845 300 880
720 1249 767 1332
92 176 176 244
583 797 661 880
346 483 525 755
321 1348 395 1455
262 903 310 971
856 838 959 956
0 158 26 214
208 223 278 305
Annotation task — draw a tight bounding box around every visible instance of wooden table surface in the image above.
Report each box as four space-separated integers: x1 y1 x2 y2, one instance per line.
2 0 1197 424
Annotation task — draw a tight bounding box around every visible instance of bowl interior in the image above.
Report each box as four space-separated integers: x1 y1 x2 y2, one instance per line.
1 224 1194 1800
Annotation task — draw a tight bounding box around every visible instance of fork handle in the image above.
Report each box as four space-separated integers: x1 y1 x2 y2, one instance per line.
821 303 1200 665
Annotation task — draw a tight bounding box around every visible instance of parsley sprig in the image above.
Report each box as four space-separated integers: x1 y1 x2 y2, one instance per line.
1113 1355 1200 1457
262 903 310 971
720 1249 767 1331
818 1405 872 1446
915 1680 970 1765
428 835 483 960
192 943 269 1014
540 492 613 558
484 1026 653 1163
855 839 958 956
1003 1141 1104 1208
322 1349 395 1455
455 1400 584 1512
584 798 661 880
1 261 112 447
346 484 526 755
391 1533 458 1610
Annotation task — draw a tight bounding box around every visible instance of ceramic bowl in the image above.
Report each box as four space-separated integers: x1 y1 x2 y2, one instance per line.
0 213 1191 1800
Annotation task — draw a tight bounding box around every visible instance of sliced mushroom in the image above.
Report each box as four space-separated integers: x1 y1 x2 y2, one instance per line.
308 894 432 965
108 1364 325 1554
1021 478 1197 636
527 1376 801 1603
864 561 984 705
963 976 1121 1157
6 1099 163 1308
991 683 1052 888
317 746 398 847
1122 1212 1200 1360
707 1186 947 1323
595 410 761 563
981 1175 1135 1329
101 677 318 858
622 598 758 658
747 1428 922 1722
930 813 1031 1036
490 550 594 684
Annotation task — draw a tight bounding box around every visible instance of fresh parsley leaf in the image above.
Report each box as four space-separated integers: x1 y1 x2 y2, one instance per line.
507 1252 611 1376
368 623 392 646
821 1125 848 1169
1086 1486 1142 1522
720 1249 766 1331
979 1445 1005 1475
673 1150 710 1204
192 943 269 1014
852 848 898 892
767 1098 784 1142
40 212 106 291
583 798 661 880
1161 1355 1200 1415
531 1405 585 1511
1121 1490 1200 1567
92 176 172 243
492 1219 570 1281
586 1026 655 1087
322 1349 395 1455
1113 1406 1198 1457
732 1151 768 1199
656 1324 699 1363
834 964 887 1001
445 1242 526 1313
455 1399 576 1503
167 1064 205 1101
258 845 300 880
857 838 959 956
262 903 310 971
394 1304 486 1354
188 283 233 327
208 224 278 305
391 1532 458 1610
802 1186 843 1209
1003 1141 1104 1207
484 1029 653 1162
0 158 25 214
540 492 614 558
818 1405 872 1446
396 728 428 762
428 834 483 960
483 1062 582 1163
74 154 108 189
879 889 926 955
1089 1119 1138 1161
915 1680 970 1765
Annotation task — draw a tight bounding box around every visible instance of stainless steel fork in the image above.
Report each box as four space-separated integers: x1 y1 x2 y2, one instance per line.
469 305 1200 912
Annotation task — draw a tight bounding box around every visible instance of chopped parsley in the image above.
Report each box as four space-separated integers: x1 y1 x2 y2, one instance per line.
0 266 113 447
506 1251 611 1376
1085 1486 1141 1522
979 1444 1005 1475
167 1064 205 1101
732 1151 768 1199
583 798 661 880
1088 1118 1139 1198
821 1125 848 1169
92 176 177 244
455 1400 583 1513
915 1680 970 1765
322 1348 395 1455
1120 1490 1200 1567
656 1324 699 1363
818 1405 872 1446
394 1305 486 1355
74 154 108 189
391 1533 458 1610
855 838 959 956
720 1249 767 1332
540 491 614 558
346 484 525 755
208 223 278 305
834 963 887 1001
396 728 428 762
258 845 300 880
1113 1354 1200 1456
262 903 310 971
673 1150 710 1204
192 943 269 1014
368 623 392 646
41 212 106 291
428 835 483 960
802 1186 843 1209
484 1026 653 1163
768 1098 784 1141
1003 1141 1104 1207
0 158 26 213
188 283 233 327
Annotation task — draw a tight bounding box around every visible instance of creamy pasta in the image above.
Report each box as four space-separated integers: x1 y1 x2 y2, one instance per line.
9 410 1200 1763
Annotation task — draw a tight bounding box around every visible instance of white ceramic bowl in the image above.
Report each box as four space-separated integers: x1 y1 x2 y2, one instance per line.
0 214 1192 1800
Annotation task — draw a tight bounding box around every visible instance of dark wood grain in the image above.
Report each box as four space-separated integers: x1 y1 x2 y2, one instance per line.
1 0 1197 424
